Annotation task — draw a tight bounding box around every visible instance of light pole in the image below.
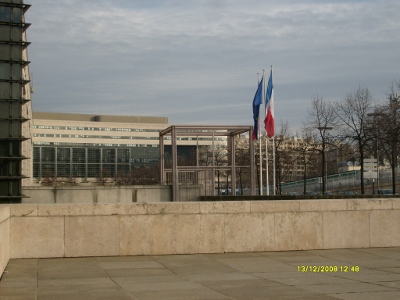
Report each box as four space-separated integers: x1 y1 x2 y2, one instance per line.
317 126 333 194
389 93 399 194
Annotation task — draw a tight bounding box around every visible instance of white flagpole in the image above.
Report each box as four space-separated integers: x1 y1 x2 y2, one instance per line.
262 69 269 196
270 66 276 195
258 72 263 195
265 137 269 195
273 136 276 195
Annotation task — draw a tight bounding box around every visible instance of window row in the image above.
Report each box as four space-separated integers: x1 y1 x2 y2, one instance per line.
34 146 160 164
33 134 158 140
33 163 131 178
33 125 160 133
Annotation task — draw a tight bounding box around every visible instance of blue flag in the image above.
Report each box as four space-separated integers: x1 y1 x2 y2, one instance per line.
252 76 263 140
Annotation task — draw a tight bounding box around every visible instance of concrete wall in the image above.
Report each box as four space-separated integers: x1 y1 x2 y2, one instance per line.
6 198 400 259
22 186 175 204
0 206 10 278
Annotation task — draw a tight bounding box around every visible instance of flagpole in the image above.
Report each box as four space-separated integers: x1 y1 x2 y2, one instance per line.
273 136 276 195
270 66 276 195
258 72 263 195
265 136 269 195
262 69 269 196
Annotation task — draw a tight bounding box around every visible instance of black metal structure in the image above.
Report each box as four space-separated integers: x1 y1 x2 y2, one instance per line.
0 0 31 203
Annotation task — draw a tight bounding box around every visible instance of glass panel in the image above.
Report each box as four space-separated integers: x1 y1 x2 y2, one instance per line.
116 164 130 175
117 148 130 163
72 148 85 163
11 160 19 176
12 102 21 118
0 7 11 22
42 147 55 162
0 142 8 156
0 25 11 40
0 102 9 118
0 181 9 196
72 164 85 177
57 148 70 163
0 44 10 60
11 27 22 41
0 121 10 138
0 82 10 98
11 180 20 196
33 147 40 160
11 82 21 98
11 122 21 136
11 64 21 80
102 164 115 177
11 141 20 156
33 163 40 177
57 164 70 177
88 148 100 163
11 7 22 23
42 164 55 178
102 148 115 163
87 164 100 177
0 159 7 176
10 45 21 61
0 63 10 80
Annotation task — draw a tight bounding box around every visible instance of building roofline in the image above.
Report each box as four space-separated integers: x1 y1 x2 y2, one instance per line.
32 112 168 124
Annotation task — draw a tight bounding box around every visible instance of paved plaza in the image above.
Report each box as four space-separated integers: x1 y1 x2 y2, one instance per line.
1 247 400 300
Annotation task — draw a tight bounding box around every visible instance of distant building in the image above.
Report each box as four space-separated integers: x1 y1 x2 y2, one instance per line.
0 1 33 203
31 112 216 182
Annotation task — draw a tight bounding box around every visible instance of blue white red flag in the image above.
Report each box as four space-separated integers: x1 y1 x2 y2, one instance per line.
264 70 274 138
252 76 263 140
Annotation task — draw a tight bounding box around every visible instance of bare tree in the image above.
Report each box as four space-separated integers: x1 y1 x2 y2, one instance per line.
235 136 251 195
199 144 228 195
298 125 319 194
334 87 374 194
373 88 400 193
271 121 296 194
305 96 337 194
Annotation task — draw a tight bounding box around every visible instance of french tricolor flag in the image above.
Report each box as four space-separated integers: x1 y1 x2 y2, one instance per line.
264 69 274 138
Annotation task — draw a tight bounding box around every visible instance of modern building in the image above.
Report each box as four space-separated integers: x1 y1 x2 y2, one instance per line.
0 0 33 203
31 112 217 182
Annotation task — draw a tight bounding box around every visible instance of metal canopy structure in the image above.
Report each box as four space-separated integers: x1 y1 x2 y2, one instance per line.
159 125 255 202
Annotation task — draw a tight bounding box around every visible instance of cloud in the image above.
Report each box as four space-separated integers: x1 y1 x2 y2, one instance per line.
27 0 400 132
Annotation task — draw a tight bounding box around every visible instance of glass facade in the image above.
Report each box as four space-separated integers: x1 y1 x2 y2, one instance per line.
32 144 197 180
0 1 31 203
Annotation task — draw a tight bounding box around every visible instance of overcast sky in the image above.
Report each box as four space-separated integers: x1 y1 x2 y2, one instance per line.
27 0 400 133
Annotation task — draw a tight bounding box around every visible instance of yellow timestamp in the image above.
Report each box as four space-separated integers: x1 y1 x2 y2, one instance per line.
297 265 360 273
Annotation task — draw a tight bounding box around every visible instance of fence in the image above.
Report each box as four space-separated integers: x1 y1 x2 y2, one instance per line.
281 169 399 194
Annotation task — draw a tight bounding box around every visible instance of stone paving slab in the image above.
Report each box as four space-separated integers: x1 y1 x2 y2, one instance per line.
1 247 400 300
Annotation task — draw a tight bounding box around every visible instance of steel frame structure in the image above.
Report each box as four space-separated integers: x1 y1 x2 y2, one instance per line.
159 125 255 201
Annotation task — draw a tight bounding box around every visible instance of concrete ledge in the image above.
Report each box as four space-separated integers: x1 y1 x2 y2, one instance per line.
0 206 10 278
7 199 400 258
22 185 175 203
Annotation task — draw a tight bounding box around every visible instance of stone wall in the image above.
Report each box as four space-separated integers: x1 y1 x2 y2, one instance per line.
21 185 204 203
0 206 10 278
6 199 400 259
22 186 174 204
